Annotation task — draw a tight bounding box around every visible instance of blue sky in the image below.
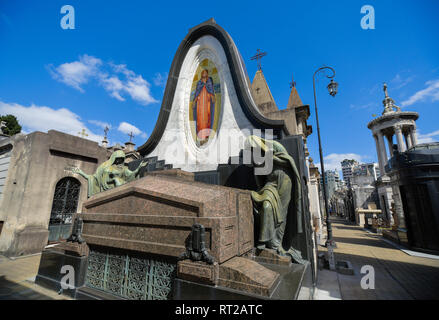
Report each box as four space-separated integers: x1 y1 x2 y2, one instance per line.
1 0 438 173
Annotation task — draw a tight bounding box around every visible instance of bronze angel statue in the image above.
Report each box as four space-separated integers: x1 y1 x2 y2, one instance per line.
72 150 147 197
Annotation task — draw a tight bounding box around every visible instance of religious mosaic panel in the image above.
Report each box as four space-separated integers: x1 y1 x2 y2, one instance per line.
189 58 221 147
85 246 176 300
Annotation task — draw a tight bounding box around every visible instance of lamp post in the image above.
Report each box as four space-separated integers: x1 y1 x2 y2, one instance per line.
312 66 338 268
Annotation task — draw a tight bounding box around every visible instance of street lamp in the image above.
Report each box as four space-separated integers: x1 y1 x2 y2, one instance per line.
327 79 338 97
312 66 338 259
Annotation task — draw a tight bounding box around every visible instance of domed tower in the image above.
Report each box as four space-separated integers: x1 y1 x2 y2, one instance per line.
367 83 419 229
368 83 419 175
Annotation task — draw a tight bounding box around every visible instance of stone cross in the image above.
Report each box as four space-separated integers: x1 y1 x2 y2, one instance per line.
78 128 88 138
128 131 134 142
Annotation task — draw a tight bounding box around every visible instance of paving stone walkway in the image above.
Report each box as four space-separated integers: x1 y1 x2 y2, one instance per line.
316 218 439 300
0 254 70 300
2 220 438 300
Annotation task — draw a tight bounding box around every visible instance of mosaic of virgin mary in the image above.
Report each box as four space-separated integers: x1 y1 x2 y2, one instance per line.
190 59 221 146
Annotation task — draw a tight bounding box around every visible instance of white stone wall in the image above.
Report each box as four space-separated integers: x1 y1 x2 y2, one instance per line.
148 35 265 172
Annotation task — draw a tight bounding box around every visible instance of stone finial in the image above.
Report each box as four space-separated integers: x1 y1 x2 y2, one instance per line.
382 82 399 115
102 126 109 147
383 82 389 98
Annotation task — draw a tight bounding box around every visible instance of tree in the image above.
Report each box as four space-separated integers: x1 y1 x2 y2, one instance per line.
0 114 22 136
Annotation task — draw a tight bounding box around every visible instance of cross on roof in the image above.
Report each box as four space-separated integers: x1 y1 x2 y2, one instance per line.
128 131 134 142
250 49 267 71
290 73 296 89
78 129 88 138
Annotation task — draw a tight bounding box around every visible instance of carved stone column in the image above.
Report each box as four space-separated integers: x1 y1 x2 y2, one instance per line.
410 125 418 146
374 134 385 176
386 134 394 157
377 131 388 170
390 176 406 229
395 125 406 152
406 132 413 149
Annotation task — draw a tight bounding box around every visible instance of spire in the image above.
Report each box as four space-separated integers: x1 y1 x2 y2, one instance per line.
251 70 278 114
287 74 303 108
382 82 401 115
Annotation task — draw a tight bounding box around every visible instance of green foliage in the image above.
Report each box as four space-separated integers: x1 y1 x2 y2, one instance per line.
0 114 22 136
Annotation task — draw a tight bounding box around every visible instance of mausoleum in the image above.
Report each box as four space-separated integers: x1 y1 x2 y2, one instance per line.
33 19 318 300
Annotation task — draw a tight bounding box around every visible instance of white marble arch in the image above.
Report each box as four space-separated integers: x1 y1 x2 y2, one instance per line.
147 35 268 172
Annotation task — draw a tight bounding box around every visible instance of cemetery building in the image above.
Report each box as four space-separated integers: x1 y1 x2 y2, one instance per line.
308 158 323 242
341 159 359 188
34 19 319 300
249 62 322 248
0 130 109 257
320 169 340 201
385 143 439 253
353 162 380 180
368 83 419 238
350 163 381 225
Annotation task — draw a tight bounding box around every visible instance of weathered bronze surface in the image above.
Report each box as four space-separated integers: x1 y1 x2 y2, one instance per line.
245 135 305 264
72 150 147 197
179 223 215 264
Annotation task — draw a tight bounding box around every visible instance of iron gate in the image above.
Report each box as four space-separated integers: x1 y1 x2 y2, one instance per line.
48 177 80 242
85 247 176 300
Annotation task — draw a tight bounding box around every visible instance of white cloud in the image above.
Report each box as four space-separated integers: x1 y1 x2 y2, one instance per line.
0 101 102 142
48 55 158 106
117 121 147 139
315 153 367 173
88 120 111 130
120 74 157 105
48 55 102 92
391 73 414 90
401 79 439 107
417 129 439 144
99 75 125 101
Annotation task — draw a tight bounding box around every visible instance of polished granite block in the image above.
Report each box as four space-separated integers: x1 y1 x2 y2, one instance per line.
173 261 311 300
78 174 254 264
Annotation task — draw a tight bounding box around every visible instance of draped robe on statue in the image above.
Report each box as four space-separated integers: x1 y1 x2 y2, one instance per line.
193 76 215 142
246 135 306 264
